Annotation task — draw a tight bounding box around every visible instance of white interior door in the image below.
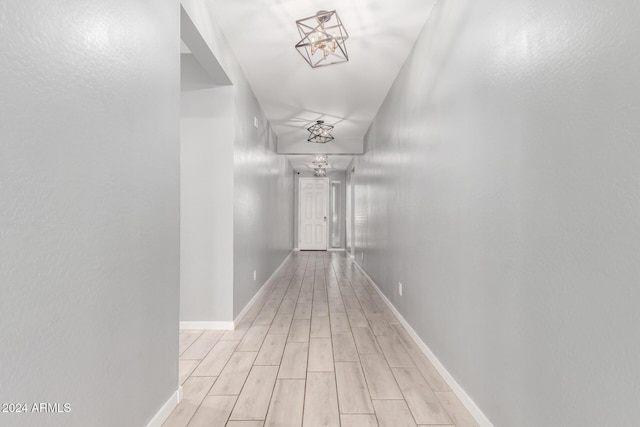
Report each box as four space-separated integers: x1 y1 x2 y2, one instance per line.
299 178 328 250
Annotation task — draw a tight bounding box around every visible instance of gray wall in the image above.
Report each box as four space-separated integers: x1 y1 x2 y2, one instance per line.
0 1 179 426
294 171 347 250
182 0 293 320
351 0 640 425
180 83 235 322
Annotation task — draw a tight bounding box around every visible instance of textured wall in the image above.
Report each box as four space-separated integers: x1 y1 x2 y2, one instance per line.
180 85 235 322
352 0 640 425
0 1 179 426
181 0 294 319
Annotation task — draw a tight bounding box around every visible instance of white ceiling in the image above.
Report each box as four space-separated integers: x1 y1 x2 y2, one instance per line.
205 0 437 168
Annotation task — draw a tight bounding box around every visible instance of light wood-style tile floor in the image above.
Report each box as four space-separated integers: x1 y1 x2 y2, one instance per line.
166 251 479 427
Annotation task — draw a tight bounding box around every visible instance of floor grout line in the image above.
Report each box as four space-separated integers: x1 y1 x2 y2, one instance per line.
173 251 467 427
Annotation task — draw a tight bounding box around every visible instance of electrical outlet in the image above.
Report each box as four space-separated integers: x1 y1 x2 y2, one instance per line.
253 270 257 281
398 282 403 296
253 116 259 129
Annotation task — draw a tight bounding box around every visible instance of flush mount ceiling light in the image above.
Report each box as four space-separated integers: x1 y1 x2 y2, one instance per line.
295 10 349 68
307 120 334 144
314 168 327 177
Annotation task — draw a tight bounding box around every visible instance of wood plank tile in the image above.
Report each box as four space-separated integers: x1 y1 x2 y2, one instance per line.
186 395 235 427
220 324 250 341
226 421 264 427
229 366 279 421
298 292 313 304
253 308 278 326
179 331 202 356
343 295 361 310
192 340 238 377
278 342 308 379
254 334 287 366
435 391 480 427
377 335 415 367
310 316 331 338
328 298 346 313
352 327 381 355
347 309 369 328
366 313 395 336
237 324 270 352
312 300 329 317
303 372 340 427
269 312 293 334
278 298 297 313
335 362 374 414
340 414 379 427
180 330 224 360
162 376 214 427
264 379 305 427
332 333 359 362
392 367 452 425
284 288 300 300
373 400 417 427
330 312 351 334
294 303 312 320
327 288 342 299
179 360 199 386
308 338 334 372
209 351 257 396
380 306 401 325
390 324 450 391
360 355 403 399
313 290 327 302
287 319 310 343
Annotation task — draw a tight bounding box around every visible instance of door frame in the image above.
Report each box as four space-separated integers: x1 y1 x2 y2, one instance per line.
298 177 329 250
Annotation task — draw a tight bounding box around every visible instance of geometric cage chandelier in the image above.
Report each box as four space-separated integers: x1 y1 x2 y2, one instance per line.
312 154 328 166
295 10 349 68
307 120 334 143
312 155 328 177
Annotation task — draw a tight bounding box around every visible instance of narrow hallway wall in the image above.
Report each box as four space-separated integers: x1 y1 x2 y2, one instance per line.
352 0 640 425
180 84 234 322
0 1 180 426
181 0 293 320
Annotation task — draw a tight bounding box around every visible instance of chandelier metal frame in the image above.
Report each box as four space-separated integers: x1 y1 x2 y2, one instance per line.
307 120 334 144
295 10 349 68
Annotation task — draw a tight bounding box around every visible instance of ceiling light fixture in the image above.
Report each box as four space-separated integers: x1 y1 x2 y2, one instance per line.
312 155 329 166
314 168 327 177
295 10 349 68
307 120 334 144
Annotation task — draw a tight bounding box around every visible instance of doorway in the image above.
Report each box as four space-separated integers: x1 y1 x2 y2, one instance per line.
298 177 329 250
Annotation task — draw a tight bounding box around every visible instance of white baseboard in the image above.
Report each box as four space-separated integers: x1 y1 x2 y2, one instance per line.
179 321 234 330
233 251 293 326
179 252 294 332
327 248 345 252
146 386 183 427
352 261 494 427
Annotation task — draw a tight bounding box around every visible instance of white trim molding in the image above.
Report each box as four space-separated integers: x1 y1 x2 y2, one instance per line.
353 261 494 427
146 386 183 427
327 248 345 252
233 251 294 326
179 252 294 332
179 321 234 330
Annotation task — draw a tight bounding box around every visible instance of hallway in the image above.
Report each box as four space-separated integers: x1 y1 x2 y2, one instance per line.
167 251 476 427
4 0 640 425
